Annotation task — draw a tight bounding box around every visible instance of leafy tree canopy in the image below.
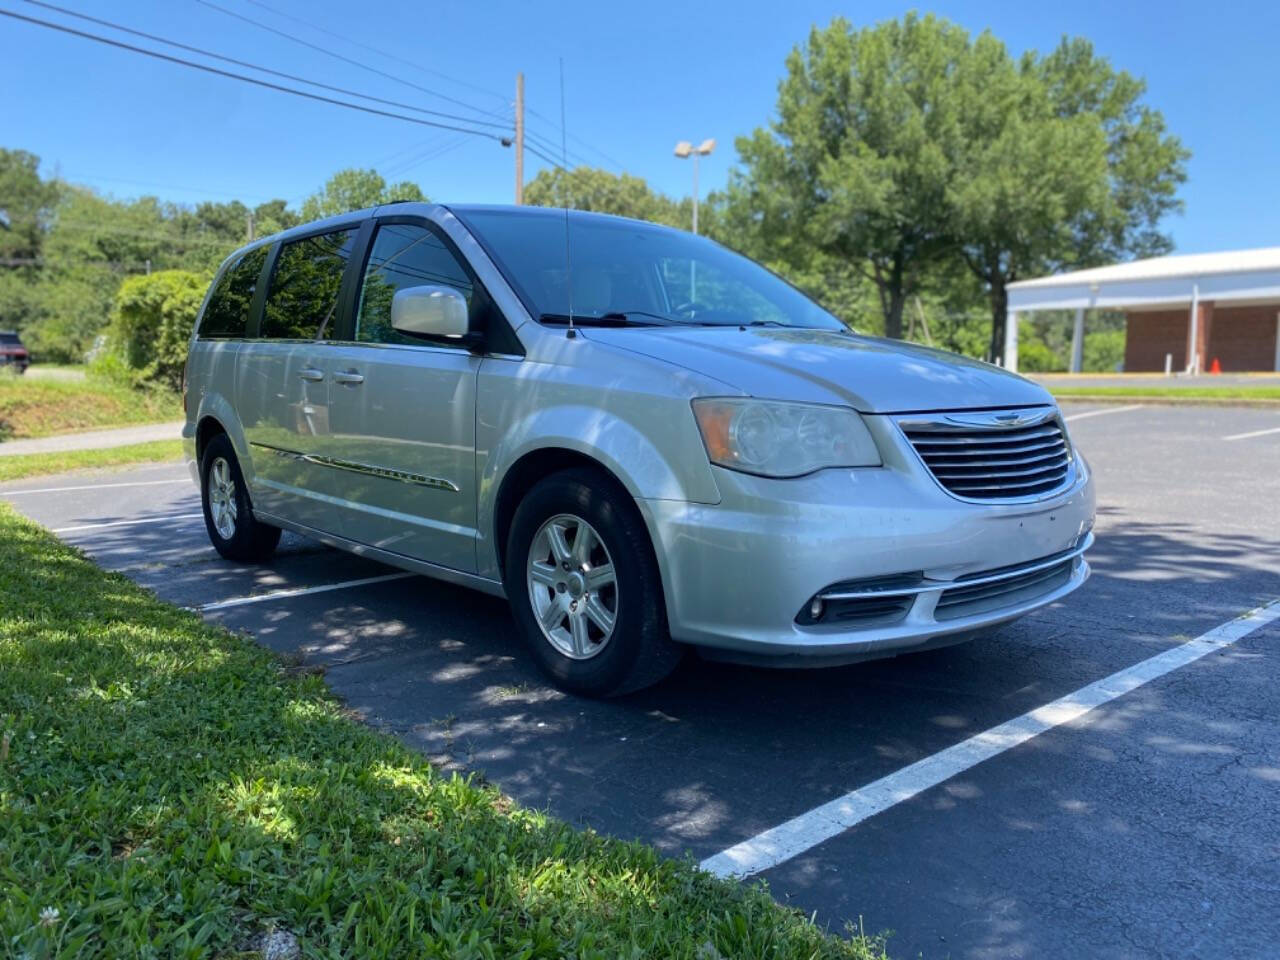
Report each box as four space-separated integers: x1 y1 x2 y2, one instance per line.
524 167 686 228
300 168 427 221
721 15 1187 352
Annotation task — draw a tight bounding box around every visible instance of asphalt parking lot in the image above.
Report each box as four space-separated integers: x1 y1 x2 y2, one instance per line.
4 402 1278 960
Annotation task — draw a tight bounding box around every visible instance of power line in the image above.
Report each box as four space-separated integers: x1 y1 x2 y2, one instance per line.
49 221 239 245
523 141 568 170
194 0 511 132
523 127 593 169
382 136 472 179
0 8 511 142
195 0 622 174
22 0 512 131
53 172 277 203
240 0 513 120
525 105 627 171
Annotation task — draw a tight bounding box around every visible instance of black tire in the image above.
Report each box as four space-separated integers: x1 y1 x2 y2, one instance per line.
200 433 281 563
505 467 684 697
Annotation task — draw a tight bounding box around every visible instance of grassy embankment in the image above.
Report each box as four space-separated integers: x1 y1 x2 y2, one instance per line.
0 373 179 441
0 503 886 959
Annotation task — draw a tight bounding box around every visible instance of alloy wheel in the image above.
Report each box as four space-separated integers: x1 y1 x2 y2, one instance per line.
208 456 238 540
526 513 618 660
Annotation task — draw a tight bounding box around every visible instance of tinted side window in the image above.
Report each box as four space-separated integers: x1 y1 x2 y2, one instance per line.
355 224 474 346
199 246 267 338
260 229 357 340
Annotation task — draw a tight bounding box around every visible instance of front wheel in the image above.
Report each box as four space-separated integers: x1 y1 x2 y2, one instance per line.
200 433 280 563
505 468 683 697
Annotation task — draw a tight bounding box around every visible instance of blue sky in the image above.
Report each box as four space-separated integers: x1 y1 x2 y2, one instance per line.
4 0 1277 254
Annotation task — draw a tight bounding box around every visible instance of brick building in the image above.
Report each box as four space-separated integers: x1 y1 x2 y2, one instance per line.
1003 247 1280 374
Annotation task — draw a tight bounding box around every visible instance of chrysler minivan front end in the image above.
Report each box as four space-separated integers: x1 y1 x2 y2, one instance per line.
638 403 1093 664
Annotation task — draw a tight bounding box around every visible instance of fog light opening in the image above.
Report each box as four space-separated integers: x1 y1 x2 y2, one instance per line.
809 597 825 622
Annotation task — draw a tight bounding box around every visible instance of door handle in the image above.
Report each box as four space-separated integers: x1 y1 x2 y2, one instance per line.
298 368 324 382
333 370 364 385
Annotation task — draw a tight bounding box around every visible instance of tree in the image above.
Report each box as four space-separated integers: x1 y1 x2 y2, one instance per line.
722 15 968 339
106 270 208 388
0 149 58 264
0 149 60 344
949 35 1188 359
524 166 684 226
300 168 426 220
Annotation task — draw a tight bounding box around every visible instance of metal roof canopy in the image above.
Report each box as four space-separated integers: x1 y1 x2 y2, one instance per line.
1003 246 1280 372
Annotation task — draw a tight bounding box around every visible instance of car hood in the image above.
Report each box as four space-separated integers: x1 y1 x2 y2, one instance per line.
581 326 1053 413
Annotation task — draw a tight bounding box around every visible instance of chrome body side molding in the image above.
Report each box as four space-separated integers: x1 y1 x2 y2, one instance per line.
250 441 460 492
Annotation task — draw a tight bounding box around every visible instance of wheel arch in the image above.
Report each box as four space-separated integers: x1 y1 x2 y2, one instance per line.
491 447 636 580
195 414 227 464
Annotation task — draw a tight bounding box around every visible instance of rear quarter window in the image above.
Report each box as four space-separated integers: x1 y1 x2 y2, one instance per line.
199 246 268 338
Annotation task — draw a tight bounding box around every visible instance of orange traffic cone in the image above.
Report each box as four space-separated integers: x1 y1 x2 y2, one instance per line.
1209 357 1222 374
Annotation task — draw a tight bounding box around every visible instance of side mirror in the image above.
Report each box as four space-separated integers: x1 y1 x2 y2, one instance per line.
391 285 470 340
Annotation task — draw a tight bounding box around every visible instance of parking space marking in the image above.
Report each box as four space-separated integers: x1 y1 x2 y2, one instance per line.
1062 404 1144 422
198 572 416 612
3 478 191 496
51 512 204 534
1223 425 1280 441
700 598 1280 880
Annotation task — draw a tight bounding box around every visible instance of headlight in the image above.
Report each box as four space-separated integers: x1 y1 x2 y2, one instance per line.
692 398 881 477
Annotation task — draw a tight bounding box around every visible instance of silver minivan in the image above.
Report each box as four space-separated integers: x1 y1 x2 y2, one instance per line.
183 203 1095 696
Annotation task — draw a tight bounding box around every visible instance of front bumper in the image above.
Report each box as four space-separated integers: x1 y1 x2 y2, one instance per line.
637 440 1095 664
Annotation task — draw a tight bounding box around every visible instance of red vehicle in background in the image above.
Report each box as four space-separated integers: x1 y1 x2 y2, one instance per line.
0 331 29 374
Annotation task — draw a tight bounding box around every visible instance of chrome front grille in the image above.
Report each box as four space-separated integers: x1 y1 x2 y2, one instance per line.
900 408 1072 501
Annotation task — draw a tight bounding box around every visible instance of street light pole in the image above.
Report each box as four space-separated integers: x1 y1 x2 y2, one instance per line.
674 139 715 235
675 139 715 303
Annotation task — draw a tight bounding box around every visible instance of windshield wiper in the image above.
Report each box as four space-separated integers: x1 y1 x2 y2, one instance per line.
538 311 674 328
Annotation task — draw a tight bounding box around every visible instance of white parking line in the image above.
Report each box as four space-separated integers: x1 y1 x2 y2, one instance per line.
1223 426 1280 441
51 512 204 534
3 478 191 496
700 598 1280 879
1062 404 1144 422
198 572 415 612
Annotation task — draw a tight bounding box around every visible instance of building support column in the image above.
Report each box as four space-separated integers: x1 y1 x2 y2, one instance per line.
1004 309 1018 371
1069 307 1085 373
1274 312 1280 372
1186 284 1200 374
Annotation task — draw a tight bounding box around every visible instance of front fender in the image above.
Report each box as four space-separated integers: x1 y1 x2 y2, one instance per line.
476 402 721 580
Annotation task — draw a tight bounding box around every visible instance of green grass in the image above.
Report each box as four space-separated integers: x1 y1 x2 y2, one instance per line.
0 504 886 959
0 375 179 441
1050 385 1280 400
0 440 184 484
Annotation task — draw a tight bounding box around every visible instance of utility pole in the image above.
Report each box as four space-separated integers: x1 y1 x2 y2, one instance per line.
514 72 525 205
246 211 255 243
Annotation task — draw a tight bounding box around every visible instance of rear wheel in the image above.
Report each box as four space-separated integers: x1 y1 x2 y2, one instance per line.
200 433 280 563
505 468 683 697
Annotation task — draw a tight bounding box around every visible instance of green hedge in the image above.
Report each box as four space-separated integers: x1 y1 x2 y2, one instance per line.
103 270 207 390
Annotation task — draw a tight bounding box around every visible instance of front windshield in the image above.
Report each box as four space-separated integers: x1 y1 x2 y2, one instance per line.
454 208 844 330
